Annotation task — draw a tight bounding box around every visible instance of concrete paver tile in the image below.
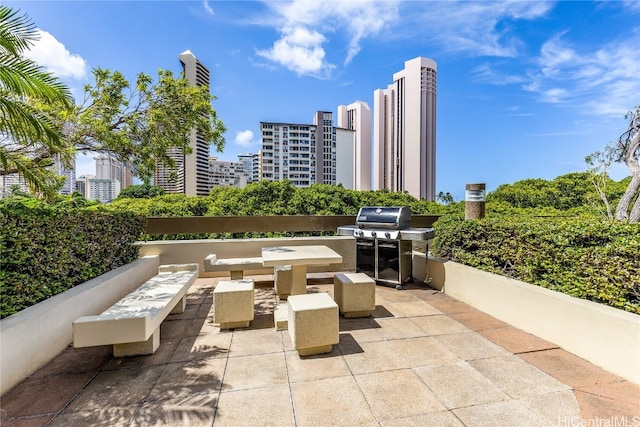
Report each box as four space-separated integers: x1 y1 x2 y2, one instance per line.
453 400 551 427
103 338 180 370
388 336 460 367
576 380 640 406
375 317 430 340
421 295 475 315
448 309 509 331
291 376 378 427
184 317 219 337
147 358 227 401
518 348 626 389
479 326 558 354
434 332 510 361
30 345 111 377
521 390 583 426
356 369 446 420
285 348 351 383
391 300 442 317
64 366 164 411
167 303 199 320
160 319 192 340
133 394 217 427
170 329 231 363
48 405 138 427
371 303 405 318
0 415 55 427
574 389 640 423
222 352 287 391
216 385 293 427
228 327 284 356
415 361 510 409
380 411 465 427
342 340 409 374
411 315 471 336
0 372 95 418
470 355 570 399
375 287 419 304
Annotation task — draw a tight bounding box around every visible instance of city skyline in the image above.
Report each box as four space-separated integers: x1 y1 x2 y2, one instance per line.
11 0 640 200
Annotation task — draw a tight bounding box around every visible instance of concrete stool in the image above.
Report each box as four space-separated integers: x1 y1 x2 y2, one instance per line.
213 279 254 329
334 273 376 318
274 302 288 331
288 293 339 356
274 265 306 299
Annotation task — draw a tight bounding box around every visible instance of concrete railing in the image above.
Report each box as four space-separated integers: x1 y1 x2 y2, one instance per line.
412 253 640 386
0 256 160 395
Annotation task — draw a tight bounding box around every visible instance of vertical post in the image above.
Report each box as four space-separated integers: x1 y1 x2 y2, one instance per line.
465 183 486 219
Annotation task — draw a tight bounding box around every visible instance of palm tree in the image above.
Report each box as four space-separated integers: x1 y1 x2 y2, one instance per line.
0 5 72 198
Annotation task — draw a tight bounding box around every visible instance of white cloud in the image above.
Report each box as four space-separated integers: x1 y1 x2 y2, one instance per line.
234 130 257 147
256 0 399 77
257 26 333 77
24 30 87 80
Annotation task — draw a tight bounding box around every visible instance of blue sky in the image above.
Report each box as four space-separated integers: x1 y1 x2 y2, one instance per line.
9 0 640 200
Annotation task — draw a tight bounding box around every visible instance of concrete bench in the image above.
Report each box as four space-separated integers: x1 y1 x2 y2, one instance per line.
288 293 339 356
204 254 263 279
72 263 199 357
213 279 255 329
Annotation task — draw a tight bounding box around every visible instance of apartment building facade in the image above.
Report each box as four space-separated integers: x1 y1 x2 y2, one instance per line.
373 57 437 200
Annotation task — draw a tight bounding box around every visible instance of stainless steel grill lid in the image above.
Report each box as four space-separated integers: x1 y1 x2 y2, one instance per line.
355 206 411 229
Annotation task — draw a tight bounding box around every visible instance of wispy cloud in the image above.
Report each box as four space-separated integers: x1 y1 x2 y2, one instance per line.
406 1 554 57
25 30 87 80
524 29 640 117
203 0 214 16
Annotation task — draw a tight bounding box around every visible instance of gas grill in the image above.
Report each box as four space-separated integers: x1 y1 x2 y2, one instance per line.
337 206 435 289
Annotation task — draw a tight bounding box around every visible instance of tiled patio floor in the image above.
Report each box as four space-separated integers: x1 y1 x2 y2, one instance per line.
1 276 639 426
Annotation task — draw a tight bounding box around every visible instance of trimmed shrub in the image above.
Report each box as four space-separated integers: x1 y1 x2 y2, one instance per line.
431 216 640 314
0 199 146 318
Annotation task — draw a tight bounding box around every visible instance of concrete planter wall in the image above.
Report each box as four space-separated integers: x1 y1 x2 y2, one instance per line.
412 253 640 385
138 236 356 278
0 256 159 395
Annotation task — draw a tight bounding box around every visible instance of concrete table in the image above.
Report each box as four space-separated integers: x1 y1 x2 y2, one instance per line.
261 245 343 296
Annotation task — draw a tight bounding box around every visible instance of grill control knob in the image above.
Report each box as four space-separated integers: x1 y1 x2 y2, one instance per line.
371 231 376 238
385 232 391 239
356 230 364 237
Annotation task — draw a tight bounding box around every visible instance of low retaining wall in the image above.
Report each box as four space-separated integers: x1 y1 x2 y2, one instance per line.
412 253 640 385
138 236 356 278
0 256 160 395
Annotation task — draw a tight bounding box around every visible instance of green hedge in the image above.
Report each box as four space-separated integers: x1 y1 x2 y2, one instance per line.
0 199 146 318
431 216 640 314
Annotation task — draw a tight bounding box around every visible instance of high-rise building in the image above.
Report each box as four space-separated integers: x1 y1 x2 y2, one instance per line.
252 151 262 183
313 111 336 185
334 128 356 189
154 50 211 196
53 155 75 195
259 121 317 188
237 153 254 183
209 156 248 188
337 101 372 190
373 57 437 200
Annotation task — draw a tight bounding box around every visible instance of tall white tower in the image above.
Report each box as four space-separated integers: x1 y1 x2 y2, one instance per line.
373 57 437 200
337 101 372 190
